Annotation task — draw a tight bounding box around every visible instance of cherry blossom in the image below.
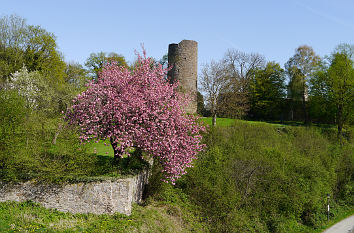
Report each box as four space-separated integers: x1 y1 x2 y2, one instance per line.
66 51 206 183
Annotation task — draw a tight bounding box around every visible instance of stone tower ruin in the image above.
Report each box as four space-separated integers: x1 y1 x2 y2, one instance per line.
168 40 198 114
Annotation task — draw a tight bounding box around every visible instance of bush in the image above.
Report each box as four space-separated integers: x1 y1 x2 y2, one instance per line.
175 122 353 232
0 90 27 150
0 103 149 183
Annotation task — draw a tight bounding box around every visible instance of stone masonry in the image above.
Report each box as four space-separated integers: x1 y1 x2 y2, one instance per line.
0 169 150 215
168 40 198 114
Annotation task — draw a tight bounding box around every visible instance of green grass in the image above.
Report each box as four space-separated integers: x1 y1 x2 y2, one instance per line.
86 139 114 157
0 200 206 233
200 117 236 126
201 117 298 128
201 117 343 130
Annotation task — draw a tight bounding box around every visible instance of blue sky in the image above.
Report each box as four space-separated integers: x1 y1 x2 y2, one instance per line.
2 0 354 70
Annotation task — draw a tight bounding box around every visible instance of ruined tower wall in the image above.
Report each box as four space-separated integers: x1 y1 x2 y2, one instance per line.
168 40 198 114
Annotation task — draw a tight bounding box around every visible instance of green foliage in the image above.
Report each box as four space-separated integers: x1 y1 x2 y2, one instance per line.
334 143 354 205
285 45 321 124
23 25 66 83
0 14 66 87
64 62 90 93
250 62 286 120
197 91 205 116
0 14 74 121
175 121 353 232
287 66 305 101
327 50 354 134
0 46 24 84
0 90 27 152
309 66 336 124
85 52 128 79
0 15 27 84
0 93 148 183
0 121 149 183
309 44 354 135
0 118 352 232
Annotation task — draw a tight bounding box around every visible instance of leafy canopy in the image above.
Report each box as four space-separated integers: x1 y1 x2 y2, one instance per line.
0 14 66 86
251 62 286 119
85 52 128 79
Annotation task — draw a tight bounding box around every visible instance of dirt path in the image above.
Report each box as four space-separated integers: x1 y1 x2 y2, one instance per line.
322 215 354 233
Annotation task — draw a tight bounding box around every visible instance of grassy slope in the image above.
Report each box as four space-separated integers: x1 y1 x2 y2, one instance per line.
0 118 352 232
0 201 205 233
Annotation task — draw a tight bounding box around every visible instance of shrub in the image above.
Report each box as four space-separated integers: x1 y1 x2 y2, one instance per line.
176 122 352 232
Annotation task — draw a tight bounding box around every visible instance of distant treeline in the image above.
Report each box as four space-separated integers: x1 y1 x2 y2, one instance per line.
198 45 353 137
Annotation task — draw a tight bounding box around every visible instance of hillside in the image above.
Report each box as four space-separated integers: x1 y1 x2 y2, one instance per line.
176 120 353 232
0 120 353 232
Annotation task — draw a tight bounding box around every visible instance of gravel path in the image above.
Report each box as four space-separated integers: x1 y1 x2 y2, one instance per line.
322 215 354 233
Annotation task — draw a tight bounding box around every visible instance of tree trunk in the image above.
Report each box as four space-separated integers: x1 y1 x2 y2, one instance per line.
302 90 309 125
337 104 343 138
212 112 217 126
110 137 121 164
290 107 294 121
52 123 63 145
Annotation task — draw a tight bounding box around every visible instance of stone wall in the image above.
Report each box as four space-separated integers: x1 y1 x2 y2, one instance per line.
168 40 198 114
0 169 150 215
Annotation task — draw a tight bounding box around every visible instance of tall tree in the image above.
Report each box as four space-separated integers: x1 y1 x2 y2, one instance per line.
64 62 89 91
220 49 265 119
0 15 27 84
309 63 336 124
327 44 354 136
285 45 321 124
309 44 353 136
197 91 205 116
23 25 66 83
199 60 228 126
250 62 286 120
0 15 66 89
0 45 25 85
85 52 128 79
5 66 51 110
0 15 27 49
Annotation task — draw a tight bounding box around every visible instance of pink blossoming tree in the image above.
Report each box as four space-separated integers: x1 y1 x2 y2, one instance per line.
66 51 206 184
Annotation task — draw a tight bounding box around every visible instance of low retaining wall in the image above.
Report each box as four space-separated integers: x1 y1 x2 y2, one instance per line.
0 169 150 215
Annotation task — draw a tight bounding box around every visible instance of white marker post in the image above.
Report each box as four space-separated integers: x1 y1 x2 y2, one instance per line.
327 193 330 221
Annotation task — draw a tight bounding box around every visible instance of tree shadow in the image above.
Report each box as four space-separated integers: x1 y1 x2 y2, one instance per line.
92 149 150 176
